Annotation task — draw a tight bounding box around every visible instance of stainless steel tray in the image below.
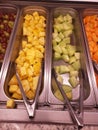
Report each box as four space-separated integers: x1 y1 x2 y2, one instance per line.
80 8 98 105
0 6 49 103
0 3 20 85
46 7 96 106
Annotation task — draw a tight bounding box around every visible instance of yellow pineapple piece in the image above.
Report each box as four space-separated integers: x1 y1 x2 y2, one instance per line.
9 75 18 85
27 67 34 77
39 37 45 46
39 15 46 21
35 50 43 59
9 85 18 93
27 34 34 42
24 14 33 21
6 99 15 108
16 88 21 95
31 76 39 92
25 44 32 49
35 45 44 53
22 40 27 48
12 92 22 100
34 61 41 72
15 56 24 66
21 79 30 92
19 66 27 79
26 90 35 100
39 31 45 37
8 11 46 101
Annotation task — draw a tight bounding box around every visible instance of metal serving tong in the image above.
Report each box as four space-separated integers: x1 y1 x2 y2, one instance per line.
15 63 43 118
52 68 83 128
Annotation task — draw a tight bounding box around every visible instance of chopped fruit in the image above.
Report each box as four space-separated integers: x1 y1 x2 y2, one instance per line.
6 99 15 108
8 11 46 100
0 12 16 62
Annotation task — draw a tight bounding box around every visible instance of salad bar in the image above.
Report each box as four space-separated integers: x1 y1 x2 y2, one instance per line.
0 0 98 127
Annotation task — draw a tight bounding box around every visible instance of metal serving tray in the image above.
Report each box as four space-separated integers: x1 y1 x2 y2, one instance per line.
0 6 49 105
49 8 85 105
39 7 95 105
80 8 98 105
0 0 98 125
0 3 20 81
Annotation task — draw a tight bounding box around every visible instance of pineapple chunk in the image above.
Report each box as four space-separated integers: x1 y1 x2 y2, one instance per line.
8 11 46 101
21 79 30 92
19 66 27 79
9 85 18 93
33 62 41 76
22 40 27 48
31 76 39 91
12 92 22 100
6 99 15 108
9 75 18 85
26 90 35 100
24 14 33 21
35 49 43 59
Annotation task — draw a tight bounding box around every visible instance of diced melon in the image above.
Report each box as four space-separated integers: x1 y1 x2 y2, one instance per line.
56 15 64 23
52 32 58 39
54 52 61 60
62 54 69 62
58 32 64 39
53 45 62 54
54 66 60 74
59 65 70 74
52 39 57 46
63 30 73 37
74 52 80 60
54 85 72 101
69 76 79 88
62 48 68 55
63 14 72 23
63 37 70 44
57 75 63 84
68 65 75 72
69 70 78 77
72 60 81 71
69 56 76 64
67 45 76 57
